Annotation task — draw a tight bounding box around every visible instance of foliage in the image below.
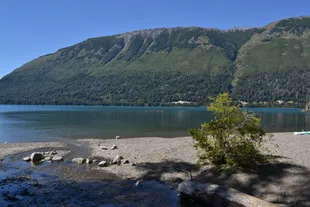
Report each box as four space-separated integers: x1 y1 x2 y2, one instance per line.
1 17 310 106
149 27 259 61
0 71 233 106
270 17 310 35
122 35 145 60
189 93 267 168
203 28 262 61
233 69 310 104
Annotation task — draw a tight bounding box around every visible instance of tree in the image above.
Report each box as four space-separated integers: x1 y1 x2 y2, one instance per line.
189 93 267 168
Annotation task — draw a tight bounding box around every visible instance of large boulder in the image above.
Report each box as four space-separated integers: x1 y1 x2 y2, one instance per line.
30 152 44 161
72 157 86 164
177 181 279 207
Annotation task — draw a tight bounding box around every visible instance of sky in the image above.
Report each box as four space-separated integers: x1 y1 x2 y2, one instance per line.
0 0 309 78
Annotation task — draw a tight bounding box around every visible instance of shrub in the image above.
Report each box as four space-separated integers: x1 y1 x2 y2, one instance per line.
189 93 267 168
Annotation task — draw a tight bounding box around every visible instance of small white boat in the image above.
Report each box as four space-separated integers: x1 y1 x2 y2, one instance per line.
294 131 310 135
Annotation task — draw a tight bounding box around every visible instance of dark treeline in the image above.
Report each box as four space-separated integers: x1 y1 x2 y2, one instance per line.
0 69 308 108
0 71 232 106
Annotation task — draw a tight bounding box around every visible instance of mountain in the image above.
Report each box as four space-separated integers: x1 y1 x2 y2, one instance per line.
1 16 310 106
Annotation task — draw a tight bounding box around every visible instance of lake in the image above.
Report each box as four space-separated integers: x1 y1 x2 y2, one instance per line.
0 105 307 143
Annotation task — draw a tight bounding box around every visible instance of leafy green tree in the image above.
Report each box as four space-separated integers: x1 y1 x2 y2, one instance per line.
189 93 267 168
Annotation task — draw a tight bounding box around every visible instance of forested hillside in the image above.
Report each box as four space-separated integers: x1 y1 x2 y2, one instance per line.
1 17 310 106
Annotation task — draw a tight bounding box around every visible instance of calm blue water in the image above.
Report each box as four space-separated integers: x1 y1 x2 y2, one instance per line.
0 105 306 143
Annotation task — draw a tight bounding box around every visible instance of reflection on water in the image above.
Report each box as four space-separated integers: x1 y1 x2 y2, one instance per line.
0 105 306 143
255 108 308 132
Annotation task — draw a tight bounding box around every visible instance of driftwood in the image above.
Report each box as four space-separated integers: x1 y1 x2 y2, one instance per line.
178 181 284 207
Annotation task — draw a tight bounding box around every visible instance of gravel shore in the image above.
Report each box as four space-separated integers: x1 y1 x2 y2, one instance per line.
1 133 310 205
80 132 310 178
82 132 310 206
0 142 68 160
265 132 310 168
81 136 198 181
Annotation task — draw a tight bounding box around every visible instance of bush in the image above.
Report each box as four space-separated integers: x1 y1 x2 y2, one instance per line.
189 93 267 168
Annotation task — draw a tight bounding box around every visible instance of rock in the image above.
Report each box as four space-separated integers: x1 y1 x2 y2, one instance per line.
131 162 137 166
52 156 63 161
20 189 30 196
135 180 142 188
98 161 108 167
44 157 52 161
15 195 24 200
110 145 118 150
115 135 121 139
93 159 98 163
30 152 44 161
112 155 123 164
51 150 57 155
101 146 108 150
23 157 31 162
177 181 279 207
72 157 86 164
86 158 93 164
122 159 130 164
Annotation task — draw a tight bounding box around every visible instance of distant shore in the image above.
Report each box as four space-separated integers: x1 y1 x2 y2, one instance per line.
1 133 310 205
0 103 305 109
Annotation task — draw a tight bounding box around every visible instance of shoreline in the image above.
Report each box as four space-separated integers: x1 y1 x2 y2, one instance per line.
0 103 304 109
2 132 310 169
1 132 310 205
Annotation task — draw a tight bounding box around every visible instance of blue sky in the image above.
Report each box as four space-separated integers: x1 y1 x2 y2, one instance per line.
0 0 309 78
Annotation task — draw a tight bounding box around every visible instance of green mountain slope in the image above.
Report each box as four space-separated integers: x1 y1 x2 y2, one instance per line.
232 17 310 104
1 17 310 106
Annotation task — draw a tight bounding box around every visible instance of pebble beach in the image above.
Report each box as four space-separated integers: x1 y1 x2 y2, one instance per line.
1 133 310 206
